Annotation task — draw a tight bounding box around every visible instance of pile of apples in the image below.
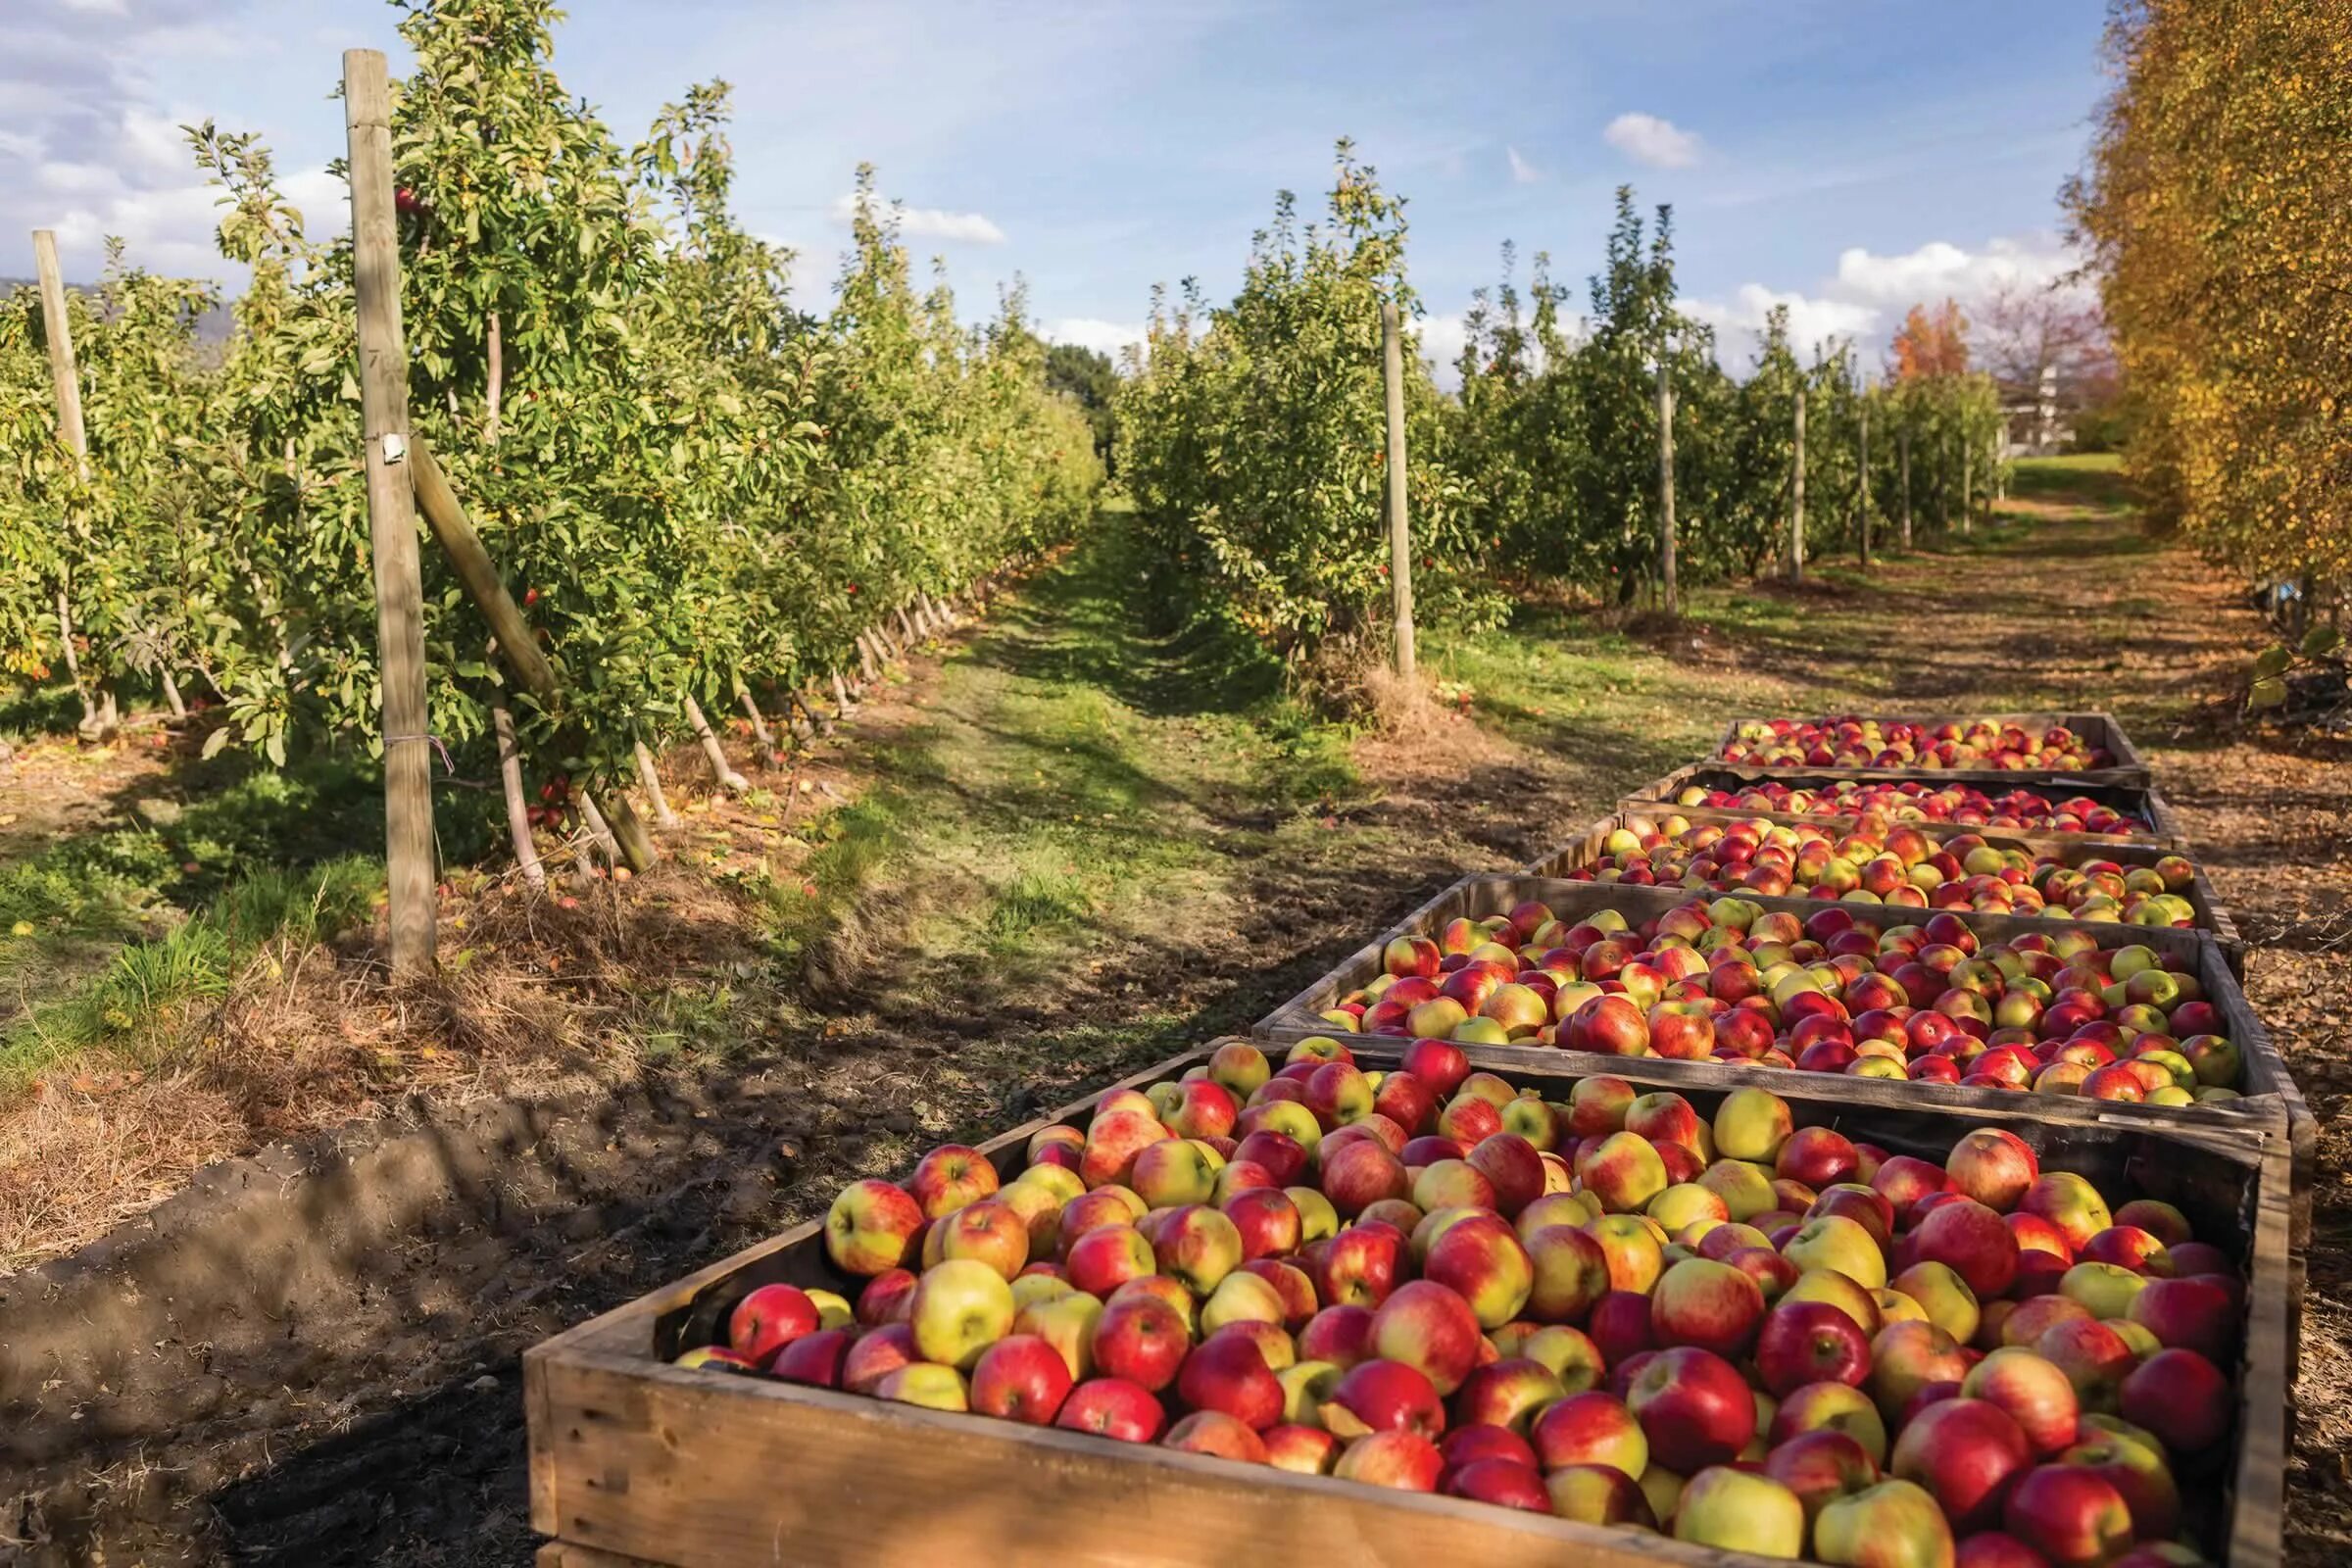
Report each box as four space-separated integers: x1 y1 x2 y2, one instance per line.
684 1046 2241 1568
1720 718 2118 774
1672 778 2153 840
1315 896 2246 1102
1559 813 2201 930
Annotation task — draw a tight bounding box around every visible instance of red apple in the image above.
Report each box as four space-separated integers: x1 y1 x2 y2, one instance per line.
1530 1389 1650 1477
1890 1396 2034 1533
1087 1293 1190 1392
1766 1427 1881 1521
1177 1331 1282 1430
727 1283 820 1367
969 1333 1075 1424
1626 1346 1756 1472
2118 1348 2230 1452
1913 1198 2023 1298
1054 1375 1165 1442
1333 1429 1444 1490
769 1327 853 1388
1756 1300 1874 1396
1649 1257 1766 1359
1162 1408 1267 1463
1963 1348 2082 1456
840 1321 918 1395
1369 1280 1483 1396
1323 1357 1446 1439
2003 1465 2133 1568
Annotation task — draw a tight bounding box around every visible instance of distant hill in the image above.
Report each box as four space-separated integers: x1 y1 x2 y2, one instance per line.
0 276 235 345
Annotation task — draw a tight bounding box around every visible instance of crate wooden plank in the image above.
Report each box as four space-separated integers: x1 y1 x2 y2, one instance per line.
1712 710 2151 787
1630 763 2183 850
1522 804 2246 968
1250 873 2310 1247
528 1040 2292 1568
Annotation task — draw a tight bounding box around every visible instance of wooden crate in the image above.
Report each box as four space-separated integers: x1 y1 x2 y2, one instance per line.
1250 875 2311 1248
525 1040 2295 1568
1629 763 2184 850
1520 806 2245 969
1712 710 2151 787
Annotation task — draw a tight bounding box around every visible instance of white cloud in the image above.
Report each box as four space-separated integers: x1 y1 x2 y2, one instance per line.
1418 310 1470 383
1687 284 1880 367
1506 145 1542 184
1604 112 1702 170
1832 235 2084 307
1044 317 1144 357
827 190 1006 245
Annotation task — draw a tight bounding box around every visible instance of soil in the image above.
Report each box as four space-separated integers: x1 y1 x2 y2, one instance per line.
2 491 2346 1567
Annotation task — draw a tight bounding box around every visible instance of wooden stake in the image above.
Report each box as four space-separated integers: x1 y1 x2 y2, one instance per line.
738 688 783 766
1656 353 1678 616
1961 432 1974 535
32 230 100 734
1789 388 1807 582
576 789 622 866
683 694 749 793
857 633 878 682
1380 299 1416 681
897 605 918 646
1899 426 1913 552
345 48 436 978
634 740 679 828
1857 390 1872 569
485 310 503 446
491 699 546 890
410 436 559 700
831 668 858 714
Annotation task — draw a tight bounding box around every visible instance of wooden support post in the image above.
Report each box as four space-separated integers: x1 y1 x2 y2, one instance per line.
1656 353 1678 616
1899 427 1913 552
683 695 749 794
1857 391 1872 569
491 699 546 890
1961 433 1974 535
1380 299 1416 681
575 789 622 867
897 605 918 646
485 311 504 446
634 740 679 828
346 49 437 978
410 437 559 699
831 668 857 714
1789 388 1807 583
32 230 101 735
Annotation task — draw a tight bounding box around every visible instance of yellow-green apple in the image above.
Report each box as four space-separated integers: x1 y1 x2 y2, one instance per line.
1755 1299 1873 1396
1010 1272 1072 1314
1209 1040 1271 1097
1321 1357 1445 1439
1286 1184 1340 1242
1064 1224 1155 1298
1454 1356 1568 1433
1276 1358 1343 1425
1499 1096 1558 1149
2127 1275 2235 1362
1963 1347 2082 1455
1546 1462 1659 1527
1913 1199 2022 1298
840 1321 917 1394
1152 1204 1245 1296
1314 1224 1402 1309
1425 1213 1536 1328
1087 1292 1190 1392
2058 1261 2147 1322
2118 1348 2230 1452
938 1198 1031 1281
2110 1200 2190 1247
1773 1380 1891 1465
1334 1429 1444 1490
1785 1213 1890 1290
1524 1223 1611 1324
909 1258 1016 1370
1013 1290 1102 1379
1945 1129 2040 1212
825 1179 927 1276
1013 1159 1086 1205
1649 1182 1731 1235
727 1283 819 1366
1871 1320 1972 1420
1765 1428 1881 1522
1515 1323 1608 1391
1813 1478 1958 1568
1080 1110 1168 1190
1889 1397 2034 1532
2108 1320 2161 1360
1697 1160 1778 1222
1581 1131 1670 1213
1782 1268 1883 1336
1413 1158 1496 1213
1627 1347 1757 1472
1640 1460 1689 1527
2020 1174 2114 1251
969 1332 1074 1424
2003 1464 2133 1568
1161 1408 1268 1463
1892 1261 1981 1345
1876 1289 1929 1327
998 1181 1065 1258
1239 1258 1316 1328
1238 1101 1322 1160
1200 1268 1287 1335
1532 1390 1650 1477
1369 1279 1484 1395
1054 1375 1164 1442
1569 1076 1639 1137
2058 1438 2181 1540
1298 1303 1375 1368
1262 1423 1341 1474
1714 1088 1795 1162
1586 1213 1667 1294
1673 1465 1806 1555
769 1328 853 1388
1650 1257 1767 1358
1305 1061 1375 1128
873 1362 968 1411
907 1144 1002 1219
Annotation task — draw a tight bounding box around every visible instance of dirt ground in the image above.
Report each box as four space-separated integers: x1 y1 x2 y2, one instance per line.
0 481 2345 1566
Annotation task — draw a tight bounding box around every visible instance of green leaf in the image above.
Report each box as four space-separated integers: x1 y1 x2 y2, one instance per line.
2250 675 2288 709
2301 624 2342 659
2253 645 2292 678
201 726 232 760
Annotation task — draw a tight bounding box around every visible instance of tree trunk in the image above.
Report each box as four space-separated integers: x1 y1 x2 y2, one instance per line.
897 605 918 645
1961 435 1974 535
832 668 858 714
1857 396 1871 570
1656 355 1678 616
857 633 878 682
684 694 750 793
1381 299 1418 675
576 789 622 866
485 310 503 447
159 668 188 720
1899 429 1913 551
634 739 679 828
1789 389 1807 582
491 699 546 890
739 688 783 766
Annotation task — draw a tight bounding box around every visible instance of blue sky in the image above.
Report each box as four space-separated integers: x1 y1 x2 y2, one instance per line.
3 0 2112 371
